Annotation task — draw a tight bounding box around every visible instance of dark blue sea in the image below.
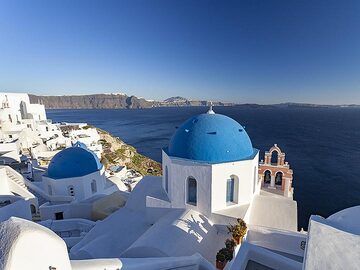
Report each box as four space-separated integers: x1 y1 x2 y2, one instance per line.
47 106 360 230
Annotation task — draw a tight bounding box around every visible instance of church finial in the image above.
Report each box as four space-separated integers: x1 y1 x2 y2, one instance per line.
207 102 215 114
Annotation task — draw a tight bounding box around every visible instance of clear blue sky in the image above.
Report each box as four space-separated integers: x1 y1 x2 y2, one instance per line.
0 0 359 104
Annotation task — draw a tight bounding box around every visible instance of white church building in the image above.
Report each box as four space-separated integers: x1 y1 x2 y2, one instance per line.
67 107 298 261
39 142 118 220
162 107 260 223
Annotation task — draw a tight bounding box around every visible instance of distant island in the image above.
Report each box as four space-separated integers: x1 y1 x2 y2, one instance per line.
29 93 359 109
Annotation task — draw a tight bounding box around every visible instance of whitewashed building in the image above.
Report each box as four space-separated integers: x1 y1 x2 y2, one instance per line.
68 128 103 158
162 107 260 223
40 142 119 220
0 166 38 222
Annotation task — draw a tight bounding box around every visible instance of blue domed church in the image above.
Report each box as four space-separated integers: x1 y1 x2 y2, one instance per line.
162 107 260 220
41 142 107 219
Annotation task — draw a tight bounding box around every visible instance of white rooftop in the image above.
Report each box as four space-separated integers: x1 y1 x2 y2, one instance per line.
247 192 298 231
303 207 360 270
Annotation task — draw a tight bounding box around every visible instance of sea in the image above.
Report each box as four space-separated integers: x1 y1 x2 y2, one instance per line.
47 106 360 230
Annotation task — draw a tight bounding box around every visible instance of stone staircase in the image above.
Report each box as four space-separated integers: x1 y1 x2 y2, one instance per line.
6 169 28 190
5 168 47 207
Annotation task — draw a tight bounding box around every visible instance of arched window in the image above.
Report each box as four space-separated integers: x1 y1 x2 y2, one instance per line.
264 170 271 184
187 177 197 206
68 185 75 196
271 151 279 165
48 185 53 196
275 172 283 186
30 204 36 214
227 175 239 204
91 180 97 194
165 166 169 193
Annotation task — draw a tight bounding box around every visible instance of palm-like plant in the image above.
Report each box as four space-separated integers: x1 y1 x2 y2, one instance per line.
227 218 247 244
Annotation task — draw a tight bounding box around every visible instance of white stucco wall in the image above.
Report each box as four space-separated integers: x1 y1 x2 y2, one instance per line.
0 141 20 163
0 168 11 195
42 170 106 202
163 151 260 217
163 151 213 217
211 152 259 212
27 103 46 121
40 202 93 220
0 93 29 123
0 196 32 222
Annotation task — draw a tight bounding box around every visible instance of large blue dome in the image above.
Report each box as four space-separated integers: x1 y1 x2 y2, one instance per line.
46 143 103 179
167 110 255 163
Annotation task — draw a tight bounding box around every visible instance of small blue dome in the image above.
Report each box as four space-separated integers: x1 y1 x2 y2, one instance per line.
47 143 103 179
168 111 255 163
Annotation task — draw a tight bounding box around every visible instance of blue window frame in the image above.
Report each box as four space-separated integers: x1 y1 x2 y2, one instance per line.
187 177 197 205
226 177 235 203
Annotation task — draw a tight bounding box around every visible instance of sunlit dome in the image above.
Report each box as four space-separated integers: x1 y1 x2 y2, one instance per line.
167 108 255 163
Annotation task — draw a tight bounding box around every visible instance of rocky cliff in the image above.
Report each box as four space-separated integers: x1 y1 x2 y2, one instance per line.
29 94 234 109
97 127 162 176
29 94 153 109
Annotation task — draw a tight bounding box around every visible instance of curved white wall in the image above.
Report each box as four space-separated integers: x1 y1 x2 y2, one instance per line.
43 169 106 202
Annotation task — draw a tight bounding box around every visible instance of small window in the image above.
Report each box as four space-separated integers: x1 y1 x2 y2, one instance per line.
226 178 235 203
226 175 239 204
91 180 97 194
30 204 36 214
55 212 64 220
68 185 75 196
187 177 197 206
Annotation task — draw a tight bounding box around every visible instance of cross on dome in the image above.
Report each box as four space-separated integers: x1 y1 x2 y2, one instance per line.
207 102 215 114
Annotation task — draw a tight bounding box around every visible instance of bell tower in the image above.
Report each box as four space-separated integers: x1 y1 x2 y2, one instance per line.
258 144 294 198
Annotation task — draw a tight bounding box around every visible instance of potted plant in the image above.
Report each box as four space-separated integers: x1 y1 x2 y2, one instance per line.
216 247 233 269
227 218 247 244
216 250 227 270
225 238 237 252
